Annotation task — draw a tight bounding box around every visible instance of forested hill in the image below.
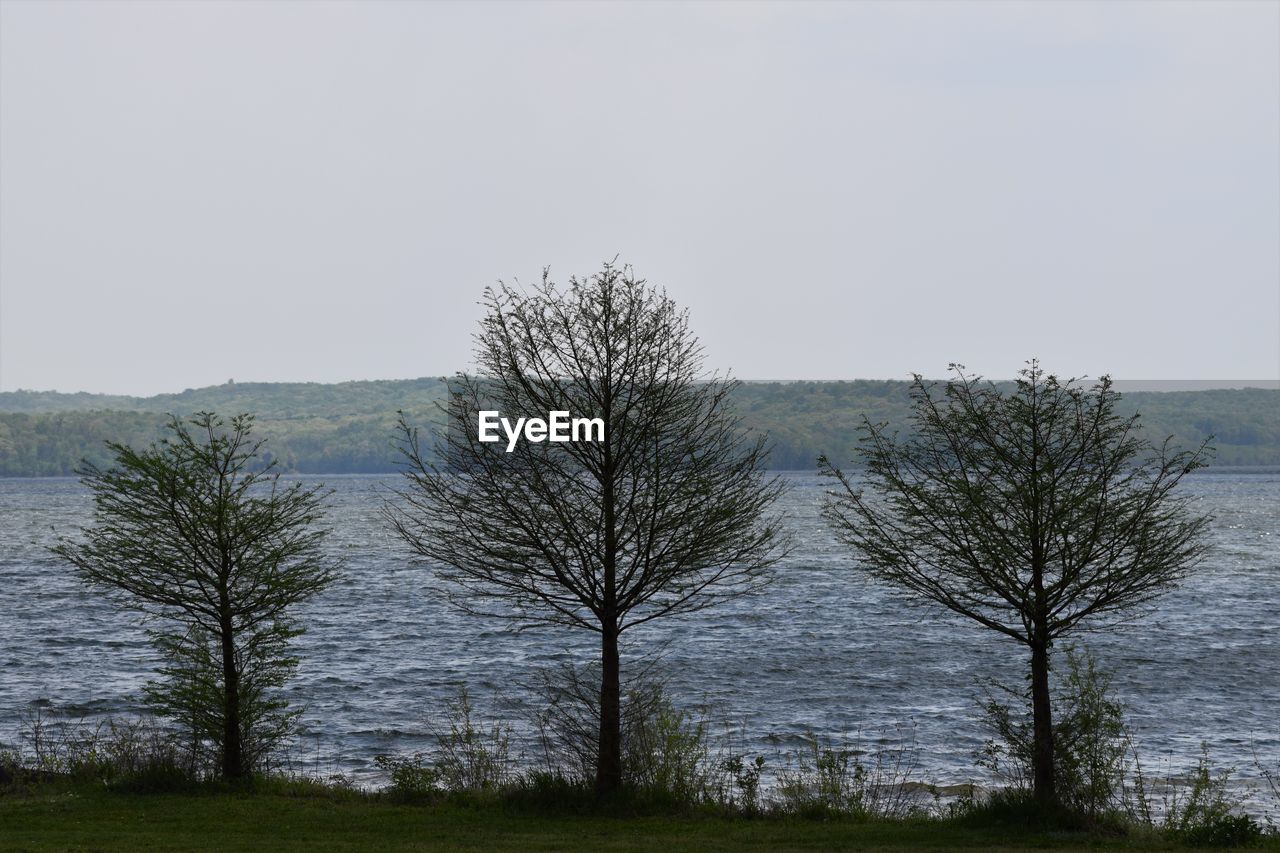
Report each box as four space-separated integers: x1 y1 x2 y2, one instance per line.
1 378 1276 476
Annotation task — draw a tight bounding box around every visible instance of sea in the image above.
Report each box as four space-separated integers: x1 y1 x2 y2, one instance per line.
3 471 1276 812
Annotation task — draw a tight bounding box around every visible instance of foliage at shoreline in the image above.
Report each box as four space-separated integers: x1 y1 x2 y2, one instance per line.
4 659 1274 847
2 378 1277 475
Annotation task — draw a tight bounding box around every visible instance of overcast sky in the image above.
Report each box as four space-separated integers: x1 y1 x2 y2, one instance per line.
1 1 1277 395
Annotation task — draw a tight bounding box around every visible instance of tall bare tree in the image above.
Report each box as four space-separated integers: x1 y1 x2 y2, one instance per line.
819 362 1212 806
385 262 789 794
53 413 340 781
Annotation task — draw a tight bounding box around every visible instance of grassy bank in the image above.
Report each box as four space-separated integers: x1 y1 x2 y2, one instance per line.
2 785 1276 852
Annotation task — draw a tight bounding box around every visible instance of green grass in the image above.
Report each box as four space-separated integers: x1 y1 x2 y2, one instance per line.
3 786 1275 852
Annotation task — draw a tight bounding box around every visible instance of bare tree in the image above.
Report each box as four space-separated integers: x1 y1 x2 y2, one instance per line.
52 413 341 781
819 362 1212 806
385 262 789 794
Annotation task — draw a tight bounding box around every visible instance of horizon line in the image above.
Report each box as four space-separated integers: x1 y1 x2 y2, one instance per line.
2 377 1278 397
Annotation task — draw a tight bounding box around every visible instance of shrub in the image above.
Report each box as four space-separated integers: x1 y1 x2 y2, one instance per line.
1255 746 1279 835
976 645 1127 819
775 734 862 818
946 785 1091 831
532 660 717 805
375 686 512 799
373 751 439 800
252 772 363 800
1125 744 1262 847
500 770 593 812
721 754 766 815
12 708 204 790
430 687 513 792
774 725 923 819
623 685 713 805
92 717 202 792
1181 813 1265 848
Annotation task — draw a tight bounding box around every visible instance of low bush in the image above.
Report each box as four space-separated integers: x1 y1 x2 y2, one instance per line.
7 708 204 792
375 686 514 801
976 645 1127 821
373 751 440 801
720 754 766 815
773 725 924 820
973 646 1268 843
1125 744 1264 847
531 661 723 807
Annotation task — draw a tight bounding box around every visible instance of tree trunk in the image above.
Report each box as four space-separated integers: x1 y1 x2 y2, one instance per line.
219 620 244 781
598 398 620 797
596 623 622 795
1030 637 1055 805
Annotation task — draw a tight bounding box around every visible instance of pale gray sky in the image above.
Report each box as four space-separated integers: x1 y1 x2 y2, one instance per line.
1 0 1277 395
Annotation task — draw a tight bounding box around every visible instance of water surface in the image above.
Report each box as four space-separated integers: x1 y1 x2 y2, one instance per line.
3 471 1276 806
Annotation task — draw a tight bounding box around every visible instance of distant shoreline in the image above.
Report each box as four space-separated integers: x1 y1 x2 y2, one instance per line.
2 378 1278 398
2 380 1277 476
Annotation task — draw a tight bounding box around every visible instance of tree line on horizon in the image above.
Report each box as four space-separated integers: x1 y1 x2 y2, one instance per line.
1 379 1275 477
44 261 1215 816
